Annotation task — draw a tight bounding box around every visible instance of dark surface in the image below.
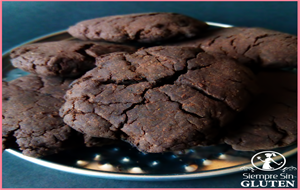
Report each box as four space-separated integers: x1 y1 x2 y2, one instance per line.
2 150 297 188
2 1 297 188
2 2 297 53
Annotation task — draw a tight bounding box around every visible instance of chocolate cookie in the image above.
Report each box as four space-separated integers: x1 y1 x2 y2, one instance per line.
223 71 297 151
68 13 208 43
171 27 297 69
60 46 259 153
2 74 82 157
10 41 136 77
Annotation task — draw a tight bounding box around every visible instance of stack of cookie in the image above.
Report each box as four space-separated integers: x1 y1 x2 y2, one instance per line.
3 13 297 157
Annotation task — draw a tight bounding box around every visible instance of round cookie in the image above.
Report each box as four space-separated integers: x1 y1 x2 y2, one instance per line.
170 27 297 69
2 74 81 157
60 46 259 153
68 12 208 43
223 71 297 151
10 40 136 77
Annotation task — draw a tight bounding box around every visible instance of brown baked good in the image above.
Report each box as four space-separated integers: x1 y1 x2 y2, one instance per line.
170 27 297 69
68 13 208 43
60 46 259 153
10 40 136 77
223 71 297 151
2 74 81 157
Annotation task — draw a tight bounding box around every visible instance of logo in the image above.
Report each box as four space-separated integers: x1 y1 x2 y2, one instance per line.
240 151 296 187
251 151 286 171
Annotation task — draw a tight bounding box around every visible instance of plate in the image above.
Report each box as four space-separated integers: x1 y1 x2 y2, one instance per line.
2 22 297 181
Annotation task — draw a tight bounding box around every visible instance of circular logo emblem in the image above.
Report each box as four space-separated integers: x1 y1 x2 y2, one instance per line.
251 151 286 171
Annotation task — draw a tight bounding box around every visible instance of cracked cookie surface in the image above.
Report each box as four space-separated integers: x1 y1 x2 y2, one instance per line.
2 74 82 157
171 27 297 69
68 13 208 43
223 71 297 151
60 46 259 153
10 40 136 77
